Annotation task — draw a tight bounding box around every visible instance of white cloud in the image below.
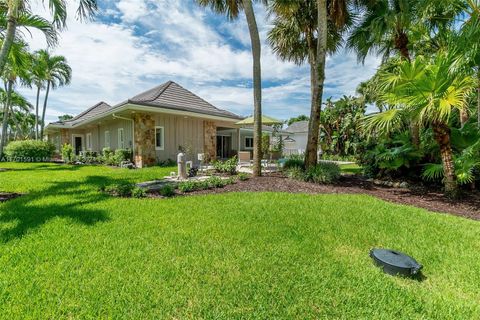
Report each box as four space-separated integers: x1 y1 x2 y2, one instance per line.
17 0 380 123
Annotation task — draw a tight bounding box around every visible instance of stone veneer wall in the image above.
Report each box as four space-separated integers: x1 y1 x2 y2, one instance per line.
133 113 156 168
203 120 216 162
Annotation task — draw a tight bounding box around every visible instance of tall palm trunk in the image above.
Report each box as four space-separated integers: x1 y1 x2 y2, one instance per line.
10 108 21 140
40 81 51 140
477 70 480 129
432 122 458 197
0 4 18 77
242 0 262 177
395 31 411 61
0 81 13 158
305 0 327 169
35 85 41 140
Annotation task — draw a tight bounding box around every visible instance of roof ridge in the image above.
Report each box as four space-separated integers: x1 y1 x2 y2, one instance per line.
168 81 234 114
65 101 110 122
149 81 173 102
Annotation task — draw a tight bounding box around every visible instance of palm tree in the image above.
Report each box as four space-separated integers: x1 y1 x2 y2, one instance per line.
0 89 32 140
0 40 31 158
0 0 97 78
38 51 71 139
196 0 266 176
269 0 351 168
348 0 419 62
30 50 46 140
365 54 475 196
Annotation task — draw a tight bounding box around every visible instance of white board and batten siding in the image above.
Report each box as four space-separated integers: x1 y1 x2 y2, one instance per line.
154 114 204 161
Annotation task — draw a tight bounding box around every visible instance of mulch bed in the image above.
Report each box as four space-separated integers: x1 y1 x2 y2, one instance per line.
0 192 21 202
180 173 480 221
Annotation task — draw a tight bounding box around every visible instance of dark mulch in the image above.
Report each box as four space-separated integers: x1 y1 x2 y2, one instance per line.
0 192 21 202
182 173 480 221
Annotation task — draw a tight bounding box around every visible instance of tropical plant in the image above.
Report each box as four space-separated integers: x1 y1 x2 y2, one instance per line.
286 114 309 126
0 40 31 158
0 0 97 78
196 0 265 176
320 96 365 157
268 0 352 168
61 143 74 163
37 50 72 139
304 162 341 184
369 54 475 196
348 0 419 62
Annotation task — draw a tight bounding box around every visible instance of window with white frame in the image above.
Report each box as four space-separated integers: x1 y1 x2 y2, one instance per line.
155 126 164 150
245 137 254 149
86 133 92 151
104 131 110 148
118 128 125 149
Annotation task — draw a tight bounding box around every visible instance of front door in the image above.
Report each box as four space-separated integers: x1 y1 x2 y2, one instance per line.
216 135 232 159
74 136 82 155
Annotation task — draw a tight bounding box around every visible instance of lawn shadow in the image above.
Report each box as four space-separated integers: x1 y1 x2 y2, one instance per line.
0 175 128 243
0 163 83 172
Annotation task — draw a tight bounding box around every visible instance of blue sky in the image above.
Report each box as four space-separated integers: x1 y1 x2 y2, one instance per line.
22 0 381 123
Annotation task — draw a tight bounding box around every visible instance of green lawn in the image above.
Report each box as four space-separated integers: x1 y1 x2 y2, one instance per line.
340 163 363 174
0 163 479 319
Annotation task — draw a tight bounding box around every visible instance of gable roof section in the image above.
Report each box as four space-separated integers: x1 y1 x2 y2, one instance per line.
51 101 111 126
125 81 242 119
286 120 309 133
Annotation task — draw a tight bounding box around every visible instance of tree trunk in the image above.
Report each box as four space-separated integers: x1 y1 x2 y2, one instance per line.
35 85 41 140
242 0 262 177
10 108 21 140
305 0 327 169
0 4 18 77
40 81 51 140
477 71 480 129
395 31 410 61
410 121 420 148
460 109 469 128
0 81 13 158
432 122 458 197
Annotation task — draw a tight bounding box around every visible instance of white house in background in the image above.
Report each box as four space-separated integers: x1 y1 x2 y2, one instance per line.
283 121 309 155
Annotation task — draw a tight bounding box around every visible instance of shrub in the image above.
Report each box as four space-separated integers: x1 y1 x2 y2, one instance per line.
104 181 135 197
114 149 133 165
304 162 341 184
261 134 270 158
3 140 55 162
213 156 238 175
77 151 100 164
157 159 176 167
159 184 175 197
102 148 116 165
178 180 200 193
178 176 234 193
237 172 249 181
131 187 146 198
61 143 75 164
286 166 305 180
283 158 304 170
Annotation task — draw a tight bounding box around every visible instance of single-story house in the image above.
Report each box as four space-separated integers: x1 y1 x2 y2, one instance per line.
283 120 308 155
46 81 269 168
